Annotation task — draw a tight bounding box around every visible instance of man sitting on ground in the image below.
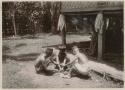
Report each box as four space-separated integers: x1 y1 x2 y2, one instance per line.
62 46 91 78
34 48 58 75
34 46 68 75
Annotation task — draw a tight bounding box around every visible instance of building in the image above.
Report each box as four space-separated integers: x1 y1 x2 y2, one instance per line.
58 1 123 60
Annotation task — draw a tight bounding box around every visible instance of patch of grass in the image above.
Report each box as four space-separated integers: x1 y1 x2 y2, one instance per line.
17 53 39 61
3 53 39 62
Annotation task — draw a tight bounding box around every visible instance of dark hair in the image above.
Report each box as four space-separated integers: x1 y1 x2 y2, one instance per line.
58 45 66 52
45 48 53 58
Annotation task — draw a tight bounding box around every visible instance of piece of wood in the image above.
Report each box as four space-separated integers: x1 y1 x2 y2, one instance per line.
98 33 103 60
88 61 124 81
61 28 66 45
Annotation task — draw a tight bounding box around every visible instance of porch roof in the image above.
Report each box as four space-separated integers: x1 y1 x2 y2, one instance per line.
61 1 123 13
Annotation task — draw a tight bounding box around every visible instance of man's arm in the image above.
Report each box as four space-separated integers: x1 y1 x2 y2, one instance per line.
50 56 59 65
49 56 62 70
56 56 62 70
65 57 78 66
61 58 67 67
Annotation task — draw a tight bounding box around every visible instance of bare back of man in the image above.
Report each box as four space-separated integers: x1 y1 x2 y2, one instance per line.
34 48 55 74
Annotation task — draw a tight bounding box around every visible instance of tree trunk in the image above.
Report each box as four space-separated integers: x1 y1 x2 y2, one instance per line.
12 14 17 36
33 22 37 37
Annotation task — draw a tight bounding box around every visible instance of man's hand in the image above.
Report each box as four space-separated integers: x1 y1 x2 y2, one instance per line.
61 63 65 67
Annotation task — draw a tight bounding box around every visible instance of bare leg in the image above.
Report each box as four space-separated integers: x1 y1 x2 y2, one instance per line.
74 63 90 76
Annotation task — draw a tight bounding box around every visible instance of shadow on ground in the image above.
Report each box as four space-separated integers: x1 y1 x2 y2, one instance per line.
15 43 27 48
3 53 39 63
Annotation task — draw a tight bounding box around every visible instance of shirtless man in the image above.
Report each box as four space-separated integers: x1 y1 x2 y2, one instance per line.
34 48 53 74
35 46 68 74
63 46 90 78
49 47 62 71
72 46 89 74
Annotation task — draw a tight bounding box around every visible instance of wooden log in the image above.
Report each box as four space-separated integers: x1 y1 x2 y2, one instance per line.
88 61 124 81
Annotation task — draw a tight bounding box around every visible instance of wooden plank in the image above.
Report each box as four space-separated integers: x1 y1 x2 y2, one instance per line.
88 61 124 81
64 11 123 16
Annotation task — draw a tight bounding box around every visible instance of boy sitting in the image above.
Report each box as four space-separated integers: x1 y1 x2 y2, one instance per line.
62 46 91 78
34 47 68 75
34 48 55 74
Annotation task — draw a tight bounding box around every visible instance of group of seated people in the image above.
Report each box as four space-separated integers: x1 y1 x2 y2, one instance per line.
34 45 91 79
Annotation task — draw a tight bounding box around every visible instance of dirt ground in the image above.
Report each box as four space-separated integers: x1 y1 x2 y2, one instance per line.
2 34 124 88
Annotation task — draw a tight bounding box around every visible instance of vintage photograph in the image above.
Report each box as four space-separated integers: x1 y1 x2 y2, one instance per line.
2 0 124 88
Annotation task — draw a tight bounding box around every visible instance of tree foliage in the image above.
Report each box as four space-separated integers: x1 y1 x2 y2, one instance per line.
2 1 61 36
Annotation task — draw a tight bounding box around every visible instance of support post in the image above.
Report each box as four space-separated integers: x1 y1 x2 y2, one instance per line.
98 33 103 60
95 11 104 60
61 27 66 45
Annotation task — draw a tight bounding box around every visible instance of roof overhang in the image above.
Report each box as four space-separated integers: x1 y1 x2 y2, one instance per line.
61 1 123 13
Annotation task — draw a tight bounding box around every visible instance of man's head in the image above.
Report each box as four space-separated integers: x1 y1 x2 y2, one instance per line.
72 46 80 55
45 48 53 57
58 45 66 53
